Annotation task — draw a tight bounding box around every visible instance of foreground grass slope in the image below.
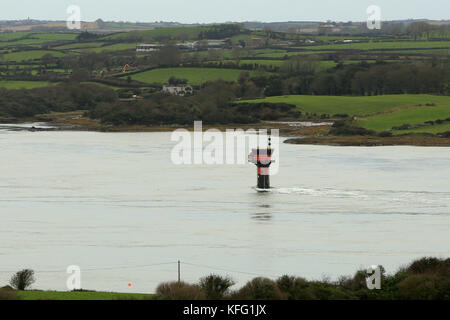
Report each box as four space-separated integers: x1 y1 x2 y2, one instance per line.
16 290 156 300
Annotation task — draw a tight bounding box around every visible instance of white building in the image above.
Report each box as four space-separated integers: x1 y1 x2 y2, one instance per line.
136 44 163 52
162 85 193 96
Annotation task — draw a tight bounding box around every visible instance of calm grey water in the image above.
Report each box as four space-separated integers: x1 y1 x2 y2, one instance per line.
0 129 449 293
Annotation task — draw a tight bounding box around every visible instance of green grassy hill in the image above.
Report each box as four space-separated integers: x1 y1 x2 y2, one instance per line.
357 105 450 132
240 94 450 116
128 67 264 85
0 80 56 89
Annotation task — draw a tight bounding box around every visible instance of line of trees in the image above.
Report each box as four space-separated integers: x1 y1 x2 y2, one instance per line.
260 58 450 96
156 257 450 300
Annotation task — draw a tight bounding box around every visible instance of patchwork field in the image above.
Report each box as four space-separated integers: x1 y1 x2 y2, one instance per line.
0 80 55 89
3 50 65 62
301 40 450 51
128 67 264 85
357 105 450 131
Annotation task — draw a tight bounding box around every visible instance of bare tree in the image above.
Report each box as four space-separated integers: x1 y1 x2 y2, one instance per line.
10 269 35 290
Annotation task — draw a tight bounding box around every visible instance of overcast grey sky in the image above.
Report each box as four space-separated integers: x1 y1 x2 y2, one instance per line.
3 0 449 22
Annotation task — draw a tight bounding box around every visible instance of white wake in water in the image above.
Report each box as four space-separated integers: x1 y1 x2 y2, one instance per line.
274 187 366 198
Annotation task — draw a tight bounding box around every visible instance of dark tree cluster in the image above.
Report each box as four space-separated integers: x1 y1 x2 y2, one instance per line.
0 83 117 119
199 24 245 39
269 60 450 96
88 81 299 126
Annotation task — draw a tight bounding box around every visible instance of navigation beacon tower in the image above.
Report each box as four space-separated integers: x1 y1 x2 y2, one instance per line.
248 133 274 191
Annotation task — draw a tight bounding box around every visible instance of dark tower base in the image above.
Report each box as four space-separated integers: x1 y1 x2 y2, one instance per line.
257 167 270 189
257 174 270 189
248 134 273 192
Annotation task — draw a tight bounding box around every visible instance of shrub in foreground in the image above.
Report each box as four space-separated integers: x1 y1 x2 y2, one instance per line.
276 275 315 300
397 274 449 300
199 274 235 300
156 281 206 300
233 277 284 300
0 286 19 300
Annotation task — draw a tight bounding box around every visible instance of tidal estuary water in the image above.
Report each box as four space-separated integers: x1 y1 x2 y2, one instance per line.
0 129 449 293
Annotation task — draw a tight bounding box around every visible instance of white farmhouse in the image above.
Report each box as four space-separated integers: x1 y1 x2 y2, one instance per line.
162 85 193 96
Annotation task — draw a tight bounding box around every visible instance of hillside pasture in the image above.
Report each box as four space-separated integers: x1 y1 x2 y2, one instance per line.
240 95 450 117
128 67 263 85
299 40 450 51
3 50 65 62
0 80 55 89
357 104 450 131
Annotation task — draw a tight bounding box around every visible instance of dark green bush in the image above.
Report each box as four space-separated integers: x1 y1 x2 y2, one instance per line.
156 281 206 300
397 274 443 300
439 131 450 138
329 122 376 136
276 275 314 300
407 257 449 274
378 131 393 137
234 278 284 300
198 274 235 300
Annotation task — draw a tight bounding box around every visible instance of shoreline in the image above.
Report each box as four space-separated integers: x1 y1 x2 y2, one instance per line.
284 136 450 147
3 112 450 147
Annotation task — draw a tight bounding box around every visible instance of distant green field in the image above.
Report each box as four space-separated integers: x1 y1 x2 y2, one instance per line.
81 82 121 90
103 26 209 41
256 50 333 58
0 32 29 41
0 33 77 48
382 49 450 54
82 42 138 52
0 39 44 47
3 50 65 61
16 290 156 301
357 105 450 131
301 40 450 51
240 94 450 117
255 50 289 58
54 42 104 50
128 67 263 85
0 80 55 89
31 33 78 41
240 59 285 67
313 35 377 41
